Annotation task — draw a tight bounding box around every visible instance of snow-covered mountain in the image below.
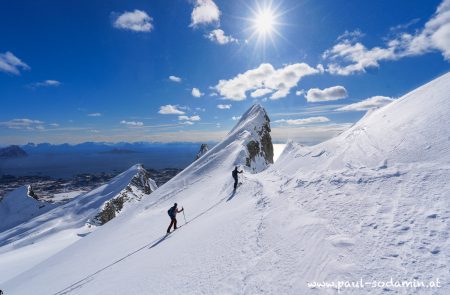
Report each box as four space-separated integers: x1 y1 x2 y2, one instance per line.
0 164 157 283
0 185 56 233
2 73 450 295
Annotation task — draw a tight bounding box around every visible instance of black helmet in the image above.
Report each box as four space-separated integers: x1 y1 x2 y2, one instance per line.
174 203 177 207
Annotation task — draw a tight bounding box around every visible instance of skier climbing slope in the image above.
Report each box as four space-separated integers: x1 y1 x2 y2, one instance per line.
4 74 450 295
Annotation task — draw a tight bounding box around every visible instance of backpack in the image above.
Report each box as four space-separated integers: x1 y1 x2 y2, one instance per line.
232 170 237 178
167 206 175 217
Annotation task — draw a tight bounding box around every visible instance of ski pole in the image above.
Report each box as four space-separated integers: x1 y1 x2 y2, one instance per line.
182 209 187 224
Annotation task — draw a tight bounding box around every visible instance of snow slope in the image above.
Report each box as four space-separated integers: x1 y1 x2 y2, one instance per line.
0 186 57 233
3 73 450 295
0 164 157 284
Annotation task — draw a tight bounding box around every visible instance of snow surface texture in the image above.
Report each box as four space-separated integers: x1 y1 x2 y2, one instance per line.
2 73 450 294
0 164 157 283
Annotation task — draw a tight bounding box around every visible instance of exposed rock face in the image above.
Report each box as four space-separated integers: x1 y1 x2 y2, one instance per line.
93 165 157 225
0 145 27 158
236 104 274 172
196 144 209 160
27 185 39 200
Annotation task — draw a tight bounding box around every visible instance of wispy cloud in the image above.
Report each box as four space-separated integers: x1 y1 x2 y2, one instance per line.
29 80 61 88
272 104 346 117
305 86 348 102
215 63 322 101
87 113 102 117
0 51 30 75
120 120 144 127
337 96 395 111
158 105 186 115
206 29 237 44
274 116 330 125
178 115 201 121
217 104 231 109
0 118 44 130
113 10 153 32
337 29 365 42
190 0 220 27
169 75 182 82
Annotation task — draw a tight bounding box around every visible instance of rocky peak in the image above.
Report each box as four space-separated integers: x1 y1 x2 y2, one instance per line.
244 105 274 172
230 104 274 172
93 164 157 225
196 144 209 160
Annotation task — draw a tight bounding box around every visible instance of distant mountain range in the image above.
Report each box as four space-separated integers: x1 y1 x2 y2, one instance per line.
0 145 28 158
7 142 218 154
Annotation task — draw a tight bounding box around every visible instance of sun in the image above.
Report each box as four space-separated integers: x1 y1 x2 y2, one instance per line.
254 9 276 35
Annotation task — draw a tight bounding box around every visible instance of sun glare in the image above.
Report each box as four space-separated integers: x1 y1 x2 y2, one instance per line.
254 9 275 35
245 1 286 50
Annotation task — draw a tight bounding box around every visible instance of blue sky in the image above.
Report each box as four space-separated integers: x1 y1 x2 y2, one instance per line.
1 0 449 145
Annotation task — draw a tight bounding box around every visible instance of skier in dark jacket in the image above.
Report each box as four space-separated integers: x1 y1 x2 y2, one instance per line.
167 203 183 233
232 166 243 190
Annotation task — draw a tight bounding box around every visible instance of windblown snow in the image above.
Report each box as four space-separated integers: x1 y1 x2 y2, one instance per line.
2 73 450 294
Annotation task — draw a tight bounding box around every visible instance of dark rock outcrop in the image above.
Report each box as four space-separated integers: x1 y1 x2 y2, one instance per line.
240 105 274 172
93 165 157 225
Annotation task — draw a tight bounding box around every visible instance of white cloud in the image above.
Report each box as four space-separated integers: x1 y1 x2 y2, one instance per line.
192 87 204 97
180 121 194 125
295 89 305 96
323 41 397 75
158 105 186 115
120 120 144 126
305 86 348 102
215 63 321 101
0 118 44 130
31 80 61 88
324 0 450 75
190 0 220 27
178 115 201 121
337 96 395 111
250 88 273 98
337 29 365 41
169 75 182 82
113 10 153 32
0 51 30 75
49 123 60 127
206 29 237 44
88 113 102 117
274 116 330 125
231 116 241 120
217 104 231 109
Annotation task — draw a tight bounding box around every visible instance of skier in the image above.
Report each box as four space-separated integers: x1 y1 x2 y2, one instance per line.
167 203 184 233
232 166 243 190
